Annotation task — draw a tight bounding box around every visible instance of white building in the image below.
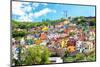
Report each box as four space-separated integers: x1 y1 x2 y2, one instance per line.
49 57 63 63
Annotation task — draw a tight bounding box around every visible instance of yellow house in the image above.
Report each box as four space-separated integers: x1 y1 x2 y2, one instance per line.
61 39 65 48
42 26 48 31
63 19 70 24
34 39 42 45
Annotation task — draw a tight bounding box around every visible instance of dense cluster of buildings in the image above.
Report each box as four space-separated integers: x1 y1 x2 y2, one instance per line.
12 19 96 63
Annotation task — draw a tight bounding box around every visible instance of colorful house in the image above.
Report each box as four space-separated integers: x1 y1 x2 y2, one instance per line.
67 46 76 53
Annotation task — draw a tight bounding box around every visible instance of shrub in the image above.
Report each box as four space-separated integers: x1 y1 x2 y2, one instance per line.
75 53 84 61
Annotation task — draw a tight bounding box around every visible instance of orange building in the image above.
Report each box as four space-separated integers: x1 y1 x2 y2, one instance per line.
67 46 76 53
40 32 47 40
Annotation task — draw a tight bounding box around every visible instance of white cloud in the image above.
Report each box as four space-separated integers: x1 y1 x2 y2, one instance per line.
16 8 56 22
23 5 32 12
32 3 39 7
33 8 56 18
12 1 33 15
12 1 33 22
12 2 24 15
43 3 48 5
18 15 33 22
12 1 56 22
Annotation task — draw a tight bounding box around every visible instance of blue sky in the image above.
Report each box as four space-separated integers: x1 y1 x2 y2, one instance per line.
12 1 95 22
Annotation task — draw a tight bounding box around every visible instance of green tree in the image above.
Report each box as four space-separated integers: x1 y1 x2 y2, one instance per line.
12 30 28 38
18 45 50 65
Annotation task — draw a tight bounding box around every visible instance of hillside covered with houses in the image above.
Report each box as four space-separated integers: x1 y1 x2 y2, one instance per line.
11 16 96 66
